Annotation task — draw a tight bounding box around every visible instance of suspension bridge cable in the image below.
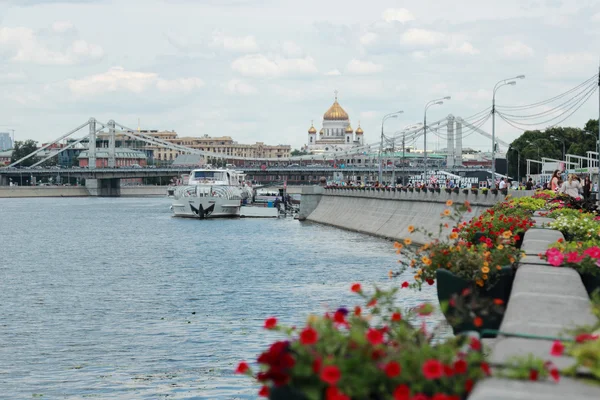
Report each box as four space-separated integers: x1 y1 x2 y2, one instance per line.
496 73 598 110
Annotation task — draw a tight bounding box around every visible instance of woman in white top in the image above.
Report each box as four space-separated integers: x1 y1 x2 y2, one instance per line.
558 174 582 198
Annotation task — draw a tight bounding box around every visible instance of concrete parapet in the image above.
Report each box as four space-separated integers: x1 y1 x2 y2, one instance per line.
521 229 564 256
469 377 600 400
298 186 324 221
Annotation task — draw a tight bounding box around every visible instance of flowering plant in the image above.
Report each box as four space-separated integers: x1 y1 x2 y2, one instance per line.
547 194 600 214
542 240 600 276
531 190 558 201
547 208 587 219
457 208 533 246
394 201 522 290
547 214 600 242
442 287 506 331
236 285 490 400
502 196 547 212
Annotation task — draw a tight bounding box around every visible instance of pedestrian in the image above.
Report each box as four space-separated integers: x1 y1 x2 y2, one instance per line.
525 178 533 190
558 174 583 198
550 170 561 192
583 176 592 200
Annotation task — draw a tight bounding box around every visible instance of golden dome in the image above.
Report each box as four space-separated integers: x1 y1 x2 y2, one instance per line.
323 95 349 121
308 123 317 134
355 122 364 135
319 128 324 135
345 124 353 133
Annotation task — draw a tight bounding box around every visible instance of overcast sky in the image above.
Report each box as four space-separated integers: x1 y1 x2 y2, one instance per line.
0 0 599 153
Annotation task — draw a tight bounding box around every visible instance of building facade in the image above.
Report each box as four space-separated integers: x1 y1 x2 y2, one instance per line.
306 95 365 153
0 150 12 165
77 148 147 168
140 131 291 163
0 132 13 151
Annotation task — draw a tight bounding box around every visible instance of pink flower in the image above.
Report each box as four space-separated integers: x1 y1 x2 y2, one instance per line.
546 248 564 267
565 252 584 263
584 246 600 259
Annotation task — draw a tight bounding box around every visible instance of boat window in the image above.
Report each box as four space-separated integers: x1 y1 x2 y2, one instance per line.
194 171 216 178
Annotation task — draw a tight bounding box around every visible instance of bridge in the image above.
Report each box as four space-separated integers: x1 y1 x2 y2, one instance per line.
0 113 504 195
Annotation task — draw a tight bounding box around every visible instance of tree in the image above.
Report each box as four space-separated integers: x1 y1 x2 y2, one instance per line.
291 149 308 156
10 140 39 167
507 120 599 179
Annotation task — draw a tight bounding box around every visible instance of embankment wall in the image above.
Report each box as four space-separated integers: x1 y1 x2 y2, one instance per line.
304 188 534 243
0 186 169 198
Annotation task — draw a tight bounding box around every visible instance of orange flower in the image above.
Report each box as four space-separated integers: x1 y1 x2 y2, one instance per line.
446 199 453 207
449 232 458 240
493 299 504 305
408 225 415 233
404 238 412 246
443 209 451 216
502 231 512 239
388 270 393 279
464 200 471 208
473 316 483 327
394 241 403 249
496 265 502 270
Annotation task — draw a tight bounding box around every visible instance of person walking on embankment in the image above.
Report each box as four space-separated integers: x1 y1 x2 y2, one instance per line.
550 169 561 192
558 174 583 198
583 175 592 200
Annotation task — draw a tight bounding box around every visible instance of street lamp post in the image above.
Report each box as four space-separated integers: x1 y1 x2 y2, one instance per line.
424 97 450 183
379 111 403 183
492 75 525 188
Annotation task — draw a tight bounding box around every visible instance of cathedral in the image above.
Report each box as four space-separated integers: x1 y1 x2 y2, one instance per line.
305 93 365 153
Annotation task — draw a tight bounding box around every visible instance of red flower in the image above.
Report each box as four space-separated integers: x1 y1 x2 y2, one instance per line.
422 359 443 380
432 394 449 400
393 384 410 400
367 298 377 307
300 327 318 345
464 379 474 392
550 368 560 382
480 362 491 376
473 316 483 327
410 394 430 400
443 365 454 377
354 306 362 316
235 361 249 374
351 283 362 293
493 298 504 305
384 361 402 378
416 303 433 316
576 333 599 343
320 365 341 386
426 278 435 285
550 340 564 356
529 369 539 381
366 328 384 345
312 358 322 373
264 317 277 329
401 281 410 288
371 349 386 360
326 387 350 400
391 312 402 322
453 359 467 374
258 386 270 397
470 337 481 351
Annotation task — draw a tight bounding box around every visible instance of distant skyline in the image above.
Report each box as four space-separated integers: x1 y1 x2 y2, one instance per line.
0 0 599 153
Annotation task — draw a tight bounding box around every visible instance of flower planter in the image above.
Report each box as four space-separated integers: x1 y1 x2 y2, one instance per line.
462 189 469 195
436 266 515 338
453 188 460 194
580 272 600 297
270 385 312 400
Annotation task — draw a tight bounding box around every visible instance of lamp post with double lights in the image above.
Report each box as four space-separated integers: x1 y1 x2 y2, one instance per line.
424 97 450 184
491 75 525 188
379 111 403 184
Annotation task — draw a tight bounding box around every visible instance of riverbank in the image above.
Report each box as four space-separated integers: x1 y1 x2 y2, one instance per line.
0 185 169 198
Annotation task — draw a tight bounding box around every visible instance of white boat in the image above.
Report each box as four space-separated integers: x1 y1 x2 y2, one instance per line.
170 168 254 219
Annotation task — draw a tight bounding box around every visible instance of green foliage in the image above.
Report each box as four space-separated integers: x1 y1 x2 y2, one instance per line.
291 149 308 156
507 120 599 178
10 140 39 167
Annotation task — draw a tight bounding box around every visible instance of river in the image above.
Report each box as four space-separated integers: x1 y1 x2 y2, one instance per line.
0 197 442 399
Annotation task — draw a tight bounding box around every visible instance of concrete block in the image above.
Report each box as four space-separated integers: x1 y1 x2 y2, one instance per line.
501 292 595 337
490 337 576 370
520 254 552 265
512 265 588 299
469 377 600 400
522 229 564 255
534 210 549 217
533 217 555 228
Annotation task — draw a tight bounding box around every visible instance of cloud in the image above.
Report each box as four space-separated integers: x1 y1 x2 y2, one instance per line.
346 59 383 75
51 21 73 33
0 26 103 65
211 31 259 52
281 41 303 57
359 111 378 119
400 28 446 48
225 79 258 95
325 69 341 76
359 32 378 46
231 54 318 77
67 67 204 96
544 52 597 77
501 41 534 58
447 41 479 55
382 8 415 23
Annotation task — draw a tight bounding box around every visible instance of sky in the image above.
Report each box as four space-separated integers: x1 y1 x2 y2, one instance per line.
0 0 599 153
